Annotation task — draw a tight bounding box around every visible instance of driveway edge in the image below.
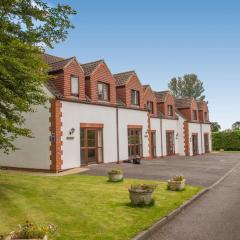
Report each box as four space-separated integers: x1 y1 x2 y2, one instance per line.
132 161 240 240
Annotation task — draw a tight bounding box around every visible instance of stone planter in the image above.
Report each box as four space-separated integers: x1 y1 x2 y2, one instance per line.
129 188 155 205
108 172 123 182
167 179 186 191
5 235 47 240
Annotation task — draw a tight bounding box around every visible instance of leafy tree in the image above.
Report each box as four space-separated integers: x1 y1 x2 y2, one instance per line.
168 74 205 100
211 122 221 132
232 121 240 130
0 0 76 153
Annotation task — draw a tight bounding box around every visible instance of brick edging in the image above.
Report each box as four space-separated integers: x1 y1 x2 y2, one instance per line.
49 99 63 172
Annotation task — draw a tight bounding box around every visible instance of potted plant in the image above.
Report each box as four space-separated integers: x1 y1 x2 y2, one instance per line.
132 155 141 164
4 221 56 240
128 184 157 206
108 169 123 182
167 175 186 191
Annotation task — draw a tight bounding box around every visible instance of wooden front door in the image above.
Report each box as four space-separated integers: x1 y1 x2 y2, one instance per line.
192 134 199 155
166 131 175 156
150 131 156 158
80 128 103 165
204 133 209 153
128 128 142 158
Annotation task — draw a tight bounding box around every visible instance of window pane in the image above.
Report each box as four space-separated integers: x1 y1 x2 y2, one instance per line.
80 149 85 165
98 129 103 147
98 148 103 162
71 76 79 95
80 128 84 147
98 83 103 99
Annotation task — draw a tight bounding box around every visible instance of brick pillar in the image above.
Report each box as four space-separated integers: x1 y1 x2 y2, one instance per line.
183 121 189 156
50 99 63 172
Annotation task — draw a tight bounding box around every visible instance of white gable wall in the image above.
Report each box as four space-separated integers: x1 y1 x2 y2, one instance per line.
0 86 52 170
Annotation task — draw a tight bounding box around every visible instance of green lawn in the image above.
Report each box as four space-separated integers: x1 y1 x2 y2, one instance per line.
0 171 201 240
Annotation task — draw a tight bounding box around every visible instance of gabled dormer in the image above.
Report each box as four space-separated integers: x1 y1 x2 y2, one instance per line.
176 98 199 122
81 60 116 105
142 85 157 116
154 91 177 119
197 101 209 123
42 53 85 101
114 71 144 109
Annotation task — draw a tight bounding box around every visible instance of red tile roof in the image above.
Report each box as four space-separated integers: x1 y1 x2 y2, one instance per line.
41 53 64 64
154 91 169 102
175 98 193 108
81 60 104 77
113 71 135 86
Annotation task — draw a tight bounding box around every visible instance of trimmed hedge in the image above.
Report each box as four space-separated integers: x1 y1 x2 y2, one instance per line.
212 130 240 151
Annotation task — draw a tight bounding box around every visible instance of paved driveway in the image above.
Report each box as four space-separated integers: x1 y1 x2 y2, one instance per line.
84 153 240 187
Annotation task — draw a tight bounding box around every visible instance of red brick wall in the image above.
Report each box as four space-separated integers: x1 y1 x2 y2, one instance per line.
49 99 63 172
191 99 198 122
183 121 189 156
125 74 144 109
116 86 126 103
88 62 117 104
163 94 176 118
143 87 157 117
64 60 85 101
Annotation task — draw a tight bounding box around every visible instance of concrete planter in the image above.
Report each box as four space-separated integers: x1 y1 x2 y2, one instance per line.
129 188 155 205
167 179 186 191
5 236 47 240
108 172 123 182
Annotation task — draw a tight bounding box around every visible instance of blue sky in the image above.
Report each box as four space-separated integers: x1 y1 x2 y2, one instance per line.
47 0 240 130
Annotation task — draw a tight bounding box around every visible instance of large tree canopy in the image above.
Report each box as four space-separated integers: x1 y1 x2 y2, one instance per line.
232 121 240 130
211 122 221 132
0 0 76 153
168 74 205 101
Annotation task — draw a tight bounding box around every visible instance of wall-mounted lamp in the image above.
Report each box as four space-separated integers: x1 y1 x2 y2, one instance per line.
176 133 179 140
189 136 192 142
69 128 75 135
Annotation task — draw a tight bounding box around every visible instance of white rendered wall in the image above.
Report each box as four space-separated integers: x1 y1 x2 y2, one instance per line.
118 108 148 161
0 87 52 170
61 101 118 169
162 119 179 156
201 123 212 153
150 117 162 157
188 123 202 156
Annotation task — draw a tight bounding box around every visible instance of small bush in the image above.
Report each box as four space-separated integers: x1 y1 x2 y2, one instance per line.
212 130 240 151
172 175 185 181
108 169 122 174
8 221 56 239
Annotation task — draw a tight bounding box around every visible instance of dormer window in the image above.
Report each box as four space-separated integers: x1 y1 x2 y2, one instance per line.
71 76 79 97
192 110 198 120
131 90 140 106
167 105 173 116
98 82 109 101
147 101 154 114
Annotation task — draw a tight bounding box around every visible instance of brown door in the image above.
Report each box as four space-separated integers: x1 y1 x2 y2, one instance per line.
80 128 103 165
192 134 199 155
166 131 175 156
128 128 142 158
204 133 209 153
150 131 156 158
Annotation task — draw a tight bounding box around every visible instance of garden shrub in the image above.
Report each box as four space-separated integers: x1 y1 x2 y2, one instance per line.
212 130 240 151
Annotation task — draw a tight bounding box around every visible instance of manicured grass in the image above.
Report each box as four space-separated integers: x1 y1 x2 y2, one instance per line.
0 171 201 240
